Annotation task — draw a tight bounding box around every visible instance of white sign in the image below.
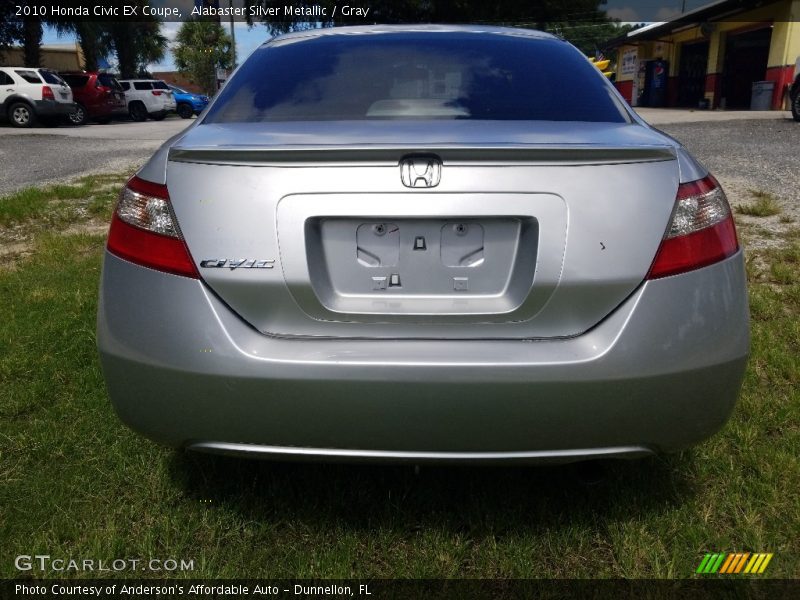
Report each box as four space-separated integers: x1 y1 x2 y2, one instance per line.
621 47 638 76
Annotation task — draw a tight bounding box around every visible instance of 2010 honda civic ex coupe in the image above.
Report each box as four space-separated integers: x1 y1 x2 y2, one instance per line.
96 25 749 463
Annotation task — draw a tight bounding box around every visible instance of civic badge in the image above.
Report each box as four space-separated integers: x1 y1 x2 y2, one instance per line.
400 155 442 188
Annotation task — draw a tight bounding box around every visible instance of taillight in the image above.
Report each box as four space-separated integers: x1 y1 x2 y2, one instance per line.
647 174 739 279
42 85 55 100
152 90 163 96
106 176 198 278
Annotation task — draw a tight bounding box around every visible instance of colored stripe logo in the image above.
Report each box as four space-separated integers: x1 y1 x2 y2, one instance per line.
696 553 773 574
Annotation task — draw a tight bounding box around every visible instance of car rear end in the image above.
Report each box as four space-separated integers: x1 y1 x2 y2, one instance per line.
170 85 210 117
97 27 748 463
94 73 127 119
152 81 177 114
27 69 75 121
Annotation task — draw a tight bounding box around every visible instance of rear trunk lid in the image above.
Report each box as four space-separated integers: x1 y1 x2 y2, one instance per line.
166 120 679 339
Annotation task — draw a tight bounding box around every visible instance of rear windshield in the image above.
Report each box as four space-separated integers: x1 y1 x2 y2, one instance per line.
204 32 627 123
98 73 122 90
153 81 170 90
62 74 89 88
133 81 152 90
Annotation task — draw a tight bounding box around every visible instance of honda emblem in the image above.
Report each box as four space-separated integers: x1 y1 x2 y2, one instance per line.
400 156 442 188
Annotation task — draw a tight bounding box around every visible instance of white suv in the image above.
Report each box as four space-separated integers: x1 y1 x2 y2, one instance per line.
0 67 76 127
119 79 177 121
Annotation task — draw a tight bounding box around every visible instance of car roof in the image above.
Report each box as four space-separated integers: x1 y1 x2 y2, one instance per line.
265 24 558 47
1 66 46 71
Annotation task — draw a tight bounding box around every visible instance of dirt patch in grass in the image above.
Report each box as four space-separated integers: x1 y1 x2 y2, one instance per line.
0 171 129 270
736 190 782 217
718 177 798 252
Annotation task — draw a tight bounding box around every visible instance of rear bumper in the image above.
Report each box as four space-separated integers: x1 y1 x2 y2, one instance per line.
97 251 749 463
34 100 76 116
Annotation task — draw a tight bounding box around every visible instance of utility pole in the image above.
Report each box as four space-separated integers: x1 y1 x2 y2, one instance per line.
229 0 237 70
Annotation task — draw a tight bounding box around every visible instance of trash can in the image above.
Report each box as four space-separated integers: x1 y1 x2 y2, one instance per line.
750 81 774 110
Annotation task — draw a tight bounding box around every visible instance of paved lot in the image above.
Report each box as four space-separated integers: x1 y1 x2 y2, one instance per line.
634 108 792 124
0 118 190 195
0 110 795 196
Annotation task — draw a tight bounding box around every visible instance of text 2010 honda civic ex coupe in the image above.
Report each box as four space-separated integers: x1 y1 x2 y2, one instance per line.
97 26 749 463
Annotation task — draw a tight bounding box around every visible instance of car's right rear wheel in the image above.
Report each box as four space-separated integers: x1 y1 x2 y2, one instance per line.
68 103 88 126
129 102 148 122
8 102 35 128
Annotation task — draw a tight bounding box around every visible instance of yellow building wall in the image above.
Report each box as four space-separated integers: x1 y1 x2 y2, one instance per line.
612 0 799 108
770 1 800 67
0 45 84 71
613 0 799 74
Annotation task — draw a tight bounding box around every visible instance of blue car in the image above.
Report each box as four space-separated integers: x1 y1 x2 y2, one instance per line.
168 84 209 119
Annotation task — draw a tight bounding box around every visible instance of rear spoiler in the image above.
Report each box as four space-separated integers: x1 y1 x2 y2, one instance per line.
168 144 676 167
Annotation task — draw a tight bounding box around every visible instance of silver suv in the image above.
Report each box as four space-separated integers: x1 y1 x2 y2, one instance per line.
0 67 76 127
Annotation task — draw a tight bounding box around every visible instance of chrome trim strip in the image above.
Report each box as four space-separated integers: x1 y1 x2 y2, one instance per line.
187 441 655 463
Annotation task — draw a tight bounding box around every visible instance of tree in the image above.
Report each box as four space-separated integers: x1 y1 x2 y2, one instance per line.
105 21 167 78
174 20 233 95
3 1 43 67
0 3 23 61
547 19 637 56
52 21 111 72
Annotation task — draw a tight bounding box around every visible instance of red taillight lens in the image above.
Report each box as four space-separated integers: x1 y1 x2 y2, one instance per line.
647 174 739 279
107 176 198 278
42 85 55 100
152 90 163 96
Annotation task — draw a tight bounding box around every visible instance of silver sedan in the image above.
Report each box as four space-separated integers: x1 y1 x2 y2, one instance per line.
97 25 749 463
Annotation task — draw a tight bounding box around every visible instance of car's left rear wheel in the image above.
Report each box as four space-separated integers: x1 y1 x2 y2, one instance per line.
792 91 800 122
8 102 35 128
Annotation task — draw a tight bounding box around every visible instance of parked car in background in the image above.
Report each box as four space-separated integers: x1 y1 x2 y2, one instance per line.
118 79 176 121
791 57 800 121
60 71 127 125
99 26 749 464
0 67 75 127
168 84 209 119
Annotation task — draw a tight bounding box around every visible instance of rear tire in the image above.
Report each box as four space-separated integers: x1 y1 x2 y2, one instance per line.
792 90 800 122
177 103 194 119
8 102 36 128
129 102 148 122
68 103 88 126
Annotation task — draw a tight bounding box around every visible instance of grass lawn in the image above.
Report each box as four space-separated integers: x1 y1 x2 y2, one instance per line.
1 173 798 579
